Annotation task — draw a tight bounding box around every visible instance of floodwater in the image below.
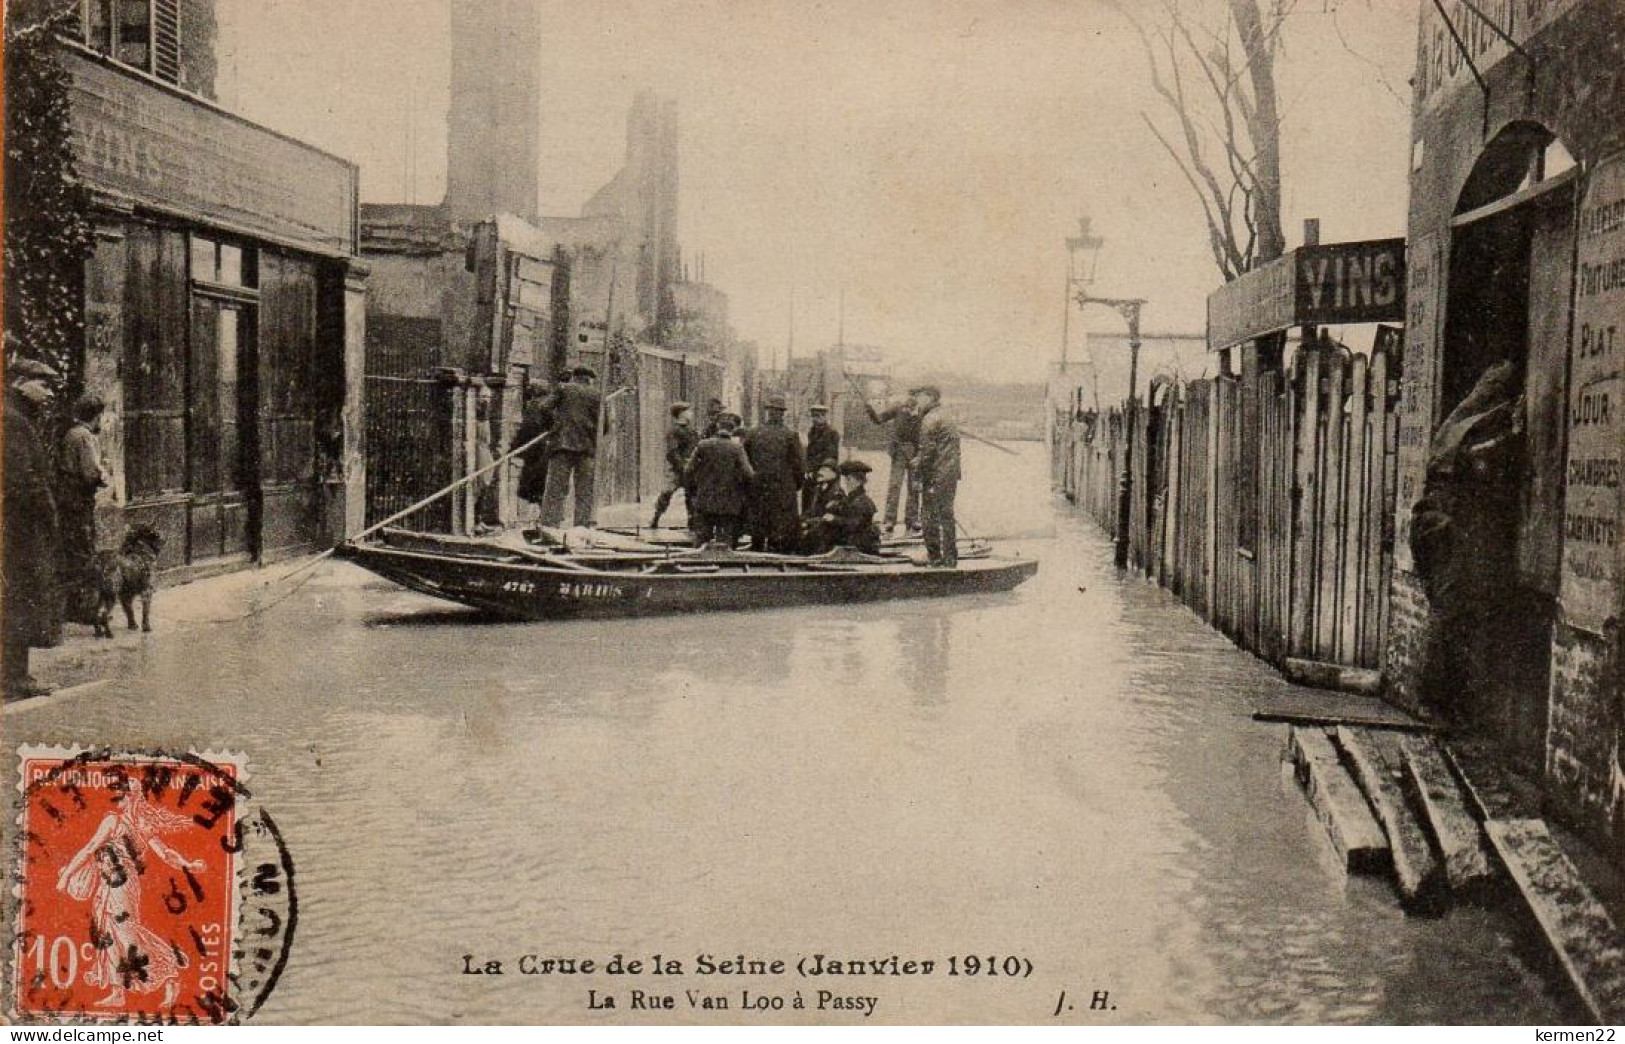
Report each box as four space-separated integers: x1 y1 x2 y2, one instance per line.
5 444 1570 1024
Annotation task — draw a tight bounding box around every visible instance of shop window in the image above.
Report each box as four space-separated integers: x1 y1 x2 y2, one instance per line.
79 0 181 86
190 235 257 290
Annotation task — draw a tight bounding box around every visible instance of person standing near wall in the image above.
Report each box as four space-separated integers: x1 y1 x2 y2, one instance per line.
5 359 63 698
913 384 961 568
514 381 555 512
57 392 109 623
537 366 603 529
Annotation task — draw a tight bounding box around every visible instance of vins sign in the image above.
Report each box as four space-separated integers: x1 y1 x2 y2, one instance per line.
1207 238 1406 350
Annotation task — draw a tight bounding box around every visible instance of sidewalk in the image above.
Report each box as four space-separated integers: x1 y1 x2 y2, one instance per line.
5 554 368 703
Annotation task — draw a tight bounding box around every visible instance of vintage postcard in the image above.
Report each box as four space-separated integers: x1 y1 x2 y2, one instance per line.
3 0 1624 1028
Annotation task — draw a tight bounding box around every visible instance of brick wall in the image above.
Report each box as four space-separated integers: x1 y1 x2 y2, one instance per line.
1383 569 1430 715
1547 623 1623 849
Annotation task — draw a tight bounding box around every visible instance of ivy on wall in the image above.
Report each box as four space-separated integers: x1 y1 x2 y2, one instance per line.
4 3 95 385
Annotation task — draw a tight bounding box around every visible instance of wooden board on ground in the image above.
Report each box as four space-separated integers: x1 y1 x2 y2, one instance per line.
1400 736 1497 897
1288 728 1390 874
1335 726 1446 911
1255 710 1439 732
1485 819 1625 1023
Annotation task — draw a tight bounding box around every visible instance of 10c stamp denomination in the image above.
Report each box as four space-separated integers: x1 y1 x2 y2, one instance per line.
9 746 296 1025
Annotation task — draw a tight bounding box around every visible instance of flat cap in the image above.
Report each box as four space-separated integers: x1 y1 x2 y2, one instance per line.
764 394 787 410
837 460 873 476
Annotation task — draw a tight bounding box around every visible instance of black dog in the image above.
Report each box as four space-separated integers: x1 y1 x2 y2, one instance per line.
93 524 164 637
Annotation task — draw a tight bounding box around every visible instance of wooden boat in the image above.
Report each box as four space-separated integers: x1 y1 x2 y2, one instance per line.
335 529 1038 620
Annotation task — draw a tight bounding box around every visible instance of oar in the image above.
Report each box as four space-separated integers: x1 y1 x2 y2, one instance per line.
239 427 558 610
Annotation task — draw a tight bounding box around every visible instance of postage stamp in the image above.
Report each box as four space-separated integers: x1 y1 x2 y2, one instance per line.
9 747 296 1025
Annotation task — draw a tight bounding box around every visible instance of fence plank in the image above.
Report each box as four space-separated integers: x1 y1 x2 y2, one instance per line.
1339 353 1371 663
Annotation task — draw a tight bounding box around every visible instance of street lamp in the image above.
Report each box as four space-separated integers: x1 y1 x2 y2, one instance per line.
1062 218 1104 373
1074 291 1146 569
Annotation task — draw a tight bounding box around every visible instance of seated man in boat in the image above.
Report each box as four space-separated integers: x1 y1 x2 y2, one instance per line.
797 459 841 553
684 412 756 548
805 460 881 555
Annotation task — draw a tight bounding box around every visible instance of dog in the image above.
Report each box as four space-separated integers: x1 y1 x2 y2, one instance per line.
93 524 164 638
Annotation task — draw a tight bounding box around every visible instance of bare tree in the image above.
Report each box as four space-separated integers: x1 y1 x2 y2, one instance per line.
1105 0 1291 282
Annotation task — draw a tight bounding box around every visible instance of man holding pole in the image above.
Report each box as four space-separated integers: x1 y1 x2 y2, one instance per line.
864 391 922 533
537 366 603 529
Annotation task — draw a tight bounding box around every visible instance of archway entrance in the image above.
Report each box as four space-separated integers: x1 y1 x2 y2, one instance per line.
1429 122 1576 771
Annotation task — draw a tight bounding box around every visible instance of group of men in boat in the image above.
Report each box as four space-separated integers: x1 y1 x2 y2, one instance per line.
514 371 963 567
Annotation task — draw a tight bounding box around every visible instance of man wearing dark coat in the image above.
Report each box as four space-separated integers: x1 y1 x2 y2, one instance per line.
742 395 805 553
537 366 603 528
913 384 962 567
5 359 63 698
513 382 555 510
800 403 840 515
684 413 755 546
805 460 881 555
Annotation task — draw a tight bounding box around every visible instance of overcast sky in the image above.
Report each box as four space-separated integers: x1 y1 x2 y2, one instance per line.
218 0 1417 382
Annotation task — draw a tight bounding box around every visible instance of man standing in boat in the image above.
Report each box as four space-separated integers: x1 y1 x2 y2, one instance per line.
742 395 805 553
865 393 923 534
650 401 698 529
913 384 961 568
537 365 603 529
801 403 840 515
684 412 755 547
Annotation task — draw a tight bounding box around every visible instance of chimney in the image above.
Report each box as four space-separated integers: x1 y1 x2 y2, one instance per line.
445 0 540 224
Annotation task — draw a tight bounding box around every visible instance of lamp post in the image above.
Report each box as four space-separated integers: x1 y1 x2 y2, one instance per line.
1062 218 1104 373
1074 291 1146 569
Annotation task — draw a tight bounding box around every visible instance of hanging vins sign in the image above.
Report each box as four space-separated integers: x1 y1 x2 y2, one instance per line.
1207 238 1405 350
1562 153 1625 635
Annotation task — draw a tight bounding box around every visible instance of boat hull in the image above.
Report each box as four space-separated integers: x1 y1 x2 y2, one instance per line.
335 543 1038 620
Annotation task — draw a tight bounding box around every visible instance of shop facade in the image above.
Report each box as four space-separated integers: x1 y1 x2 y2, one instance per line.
64 44 365 578
1389 0 1625 847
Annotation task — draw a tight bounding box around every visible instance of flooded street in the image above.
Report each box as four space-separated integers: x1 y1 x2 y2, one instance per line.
5 444 1569 1024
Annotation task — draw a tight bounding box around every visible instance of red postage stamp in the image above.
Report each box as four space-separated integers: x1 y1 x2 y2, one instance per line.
10 747 294 1025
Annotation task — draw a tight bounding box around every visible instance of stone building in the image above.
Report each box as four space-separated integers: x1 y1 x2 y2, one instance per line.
1386 0 1625 850
10 0 366 579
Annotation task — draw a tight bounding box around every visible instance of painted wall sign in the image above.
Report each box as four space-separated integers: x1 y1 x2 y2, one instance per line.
66 50 357 257
1207 238 1406 350
1393 231 1442 574
1561 152 1625 634
1415 0 1582 114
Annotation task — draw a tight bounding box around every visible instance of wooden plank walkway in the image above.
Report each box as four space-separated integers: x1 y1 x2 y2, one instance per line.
1288 727 1389 873
1400 736 1497 898
1336 726 1446 911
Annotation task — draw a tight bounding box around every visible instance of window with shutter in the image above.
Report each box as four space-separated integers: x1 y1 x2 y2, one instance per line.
152 0 181 83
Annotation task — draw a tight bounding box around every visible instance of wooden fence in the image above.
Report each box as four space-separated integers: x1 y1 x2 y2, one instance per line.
1056 341 1400 672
